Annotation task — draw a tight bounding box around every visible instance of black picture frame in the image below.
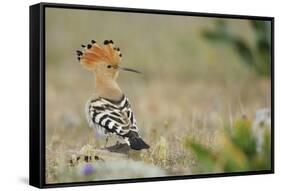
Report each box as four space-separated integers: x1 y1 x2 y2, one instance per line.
29 2 274 188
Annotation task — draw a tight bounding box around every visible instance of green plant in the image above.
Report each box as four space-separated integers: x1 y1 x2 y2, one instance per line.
185 117 271 173
202 20 271 76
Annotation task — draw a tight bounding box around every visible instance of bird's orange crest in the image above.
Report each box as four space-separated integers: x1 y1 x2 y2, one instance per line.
76 40 122 69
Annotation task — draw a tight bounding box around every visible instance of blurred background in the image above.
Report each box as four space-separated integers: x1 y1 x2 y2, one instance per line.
45 8 271 184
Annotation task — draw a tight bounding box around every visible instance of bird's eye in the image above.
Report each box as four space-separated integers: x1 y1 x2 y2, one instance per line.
107 65 112 69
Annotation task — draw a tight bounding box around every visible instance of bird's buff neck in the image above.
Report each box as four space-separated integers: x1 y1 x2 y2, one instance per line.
94 73 123 101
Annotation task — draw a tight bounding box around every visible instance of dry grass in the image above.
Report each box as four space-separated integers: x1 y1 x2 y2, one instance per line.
45 8 271 183
46 75 270 183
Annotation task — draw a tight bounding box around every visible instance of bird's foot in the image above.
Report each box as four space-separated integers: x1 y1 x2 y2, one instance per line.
105 143 130 153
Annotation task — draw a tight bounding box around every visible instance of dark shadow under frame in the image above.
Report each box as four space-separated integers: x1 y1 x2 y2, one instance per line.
29 2 275 189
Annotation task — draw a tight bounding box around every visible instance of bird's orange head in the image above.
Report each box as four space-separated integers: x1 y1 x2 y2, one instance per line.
76 40 140 80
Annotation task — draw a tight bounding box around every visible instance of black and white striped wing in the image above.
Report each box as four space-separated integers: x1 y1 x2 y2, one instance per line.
86 95 139 138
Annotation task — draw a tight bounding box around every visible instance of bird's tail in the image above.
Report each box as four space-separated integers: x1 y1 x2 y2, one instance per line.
128 136 150 150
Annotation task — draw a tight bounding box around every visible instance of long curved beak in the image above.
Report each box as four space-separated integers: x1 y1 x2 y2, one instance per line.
119 67 142 74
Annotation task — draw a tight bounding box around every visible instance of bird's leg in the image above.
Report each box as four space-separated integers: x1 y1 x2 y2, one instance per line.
104 135 109 148
115 140 120 145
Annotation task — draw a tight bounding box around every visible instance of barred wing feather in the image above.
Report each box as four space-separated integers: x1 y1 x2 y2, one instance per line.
86 95 139 137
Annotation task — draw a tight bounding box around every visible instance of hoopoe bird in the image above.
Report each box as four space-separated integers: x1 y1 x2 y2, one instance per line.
76 40 150 150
